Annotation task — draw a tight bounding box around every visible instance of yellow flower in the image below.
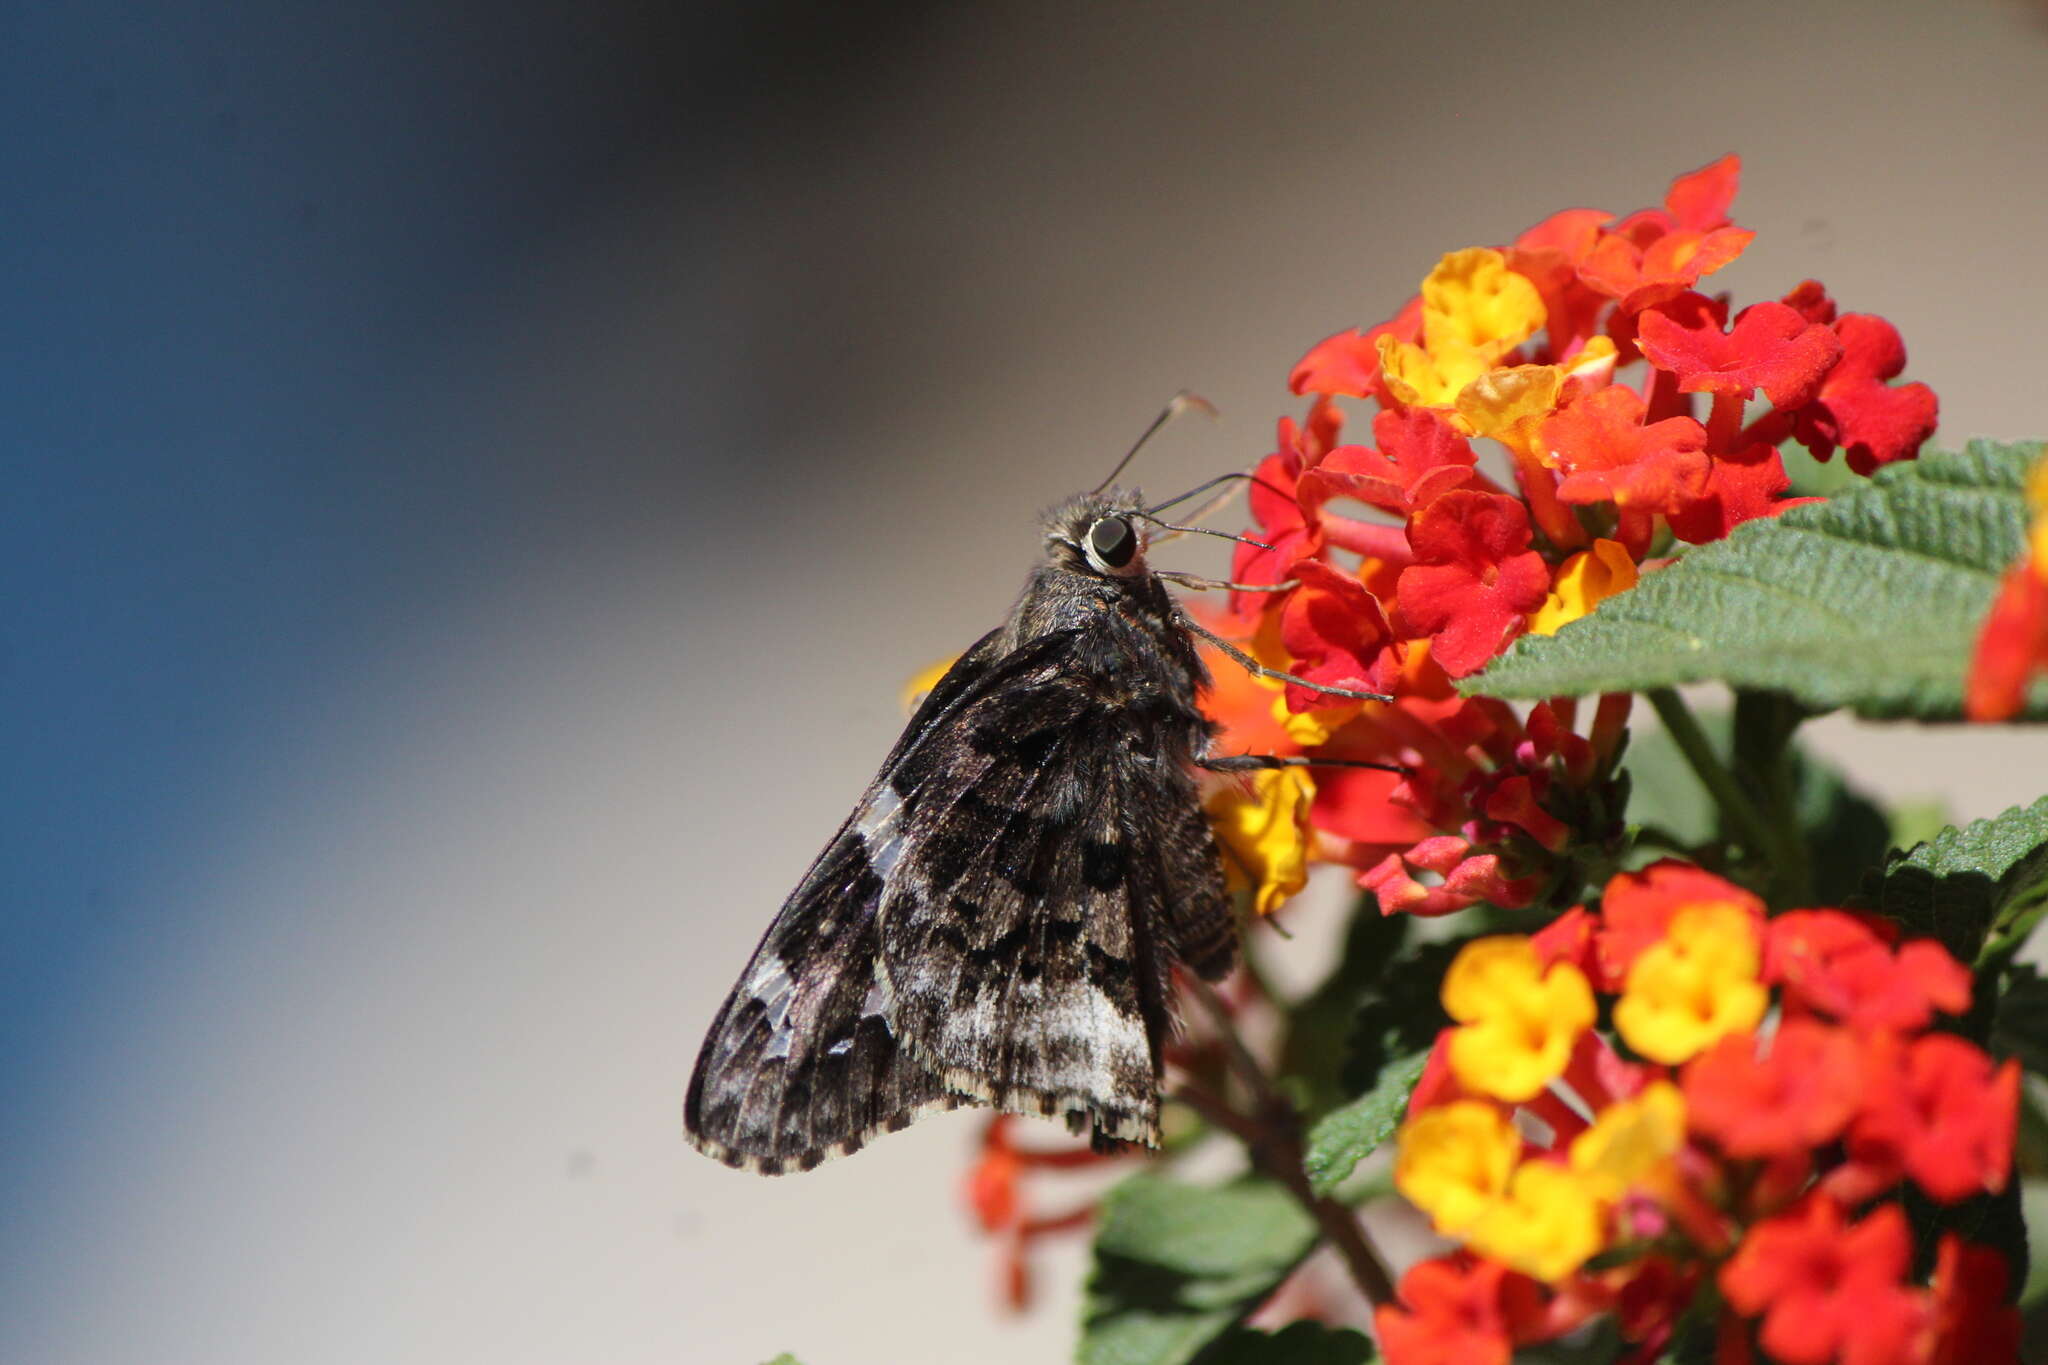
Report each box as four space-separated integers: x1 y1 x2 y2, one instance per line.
1613 904 1768 1064
1454 363 1564 443
1419 247 1547 357
1204 767 1315 916
1465 1160 1607 1284
1378 332 1494 410
1275 694 1363 748
1379 250 1550 417
1442 937 1596 1102
1530 539 1641 635
900 655 957 713
1394 1100 1521 1236
1569 1081 1687 1202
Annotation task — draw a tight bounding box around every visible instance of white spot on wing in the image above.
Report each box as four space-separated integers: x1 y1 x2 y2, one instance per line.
857 785 907 880
745 954 798 1060
857 785 902 835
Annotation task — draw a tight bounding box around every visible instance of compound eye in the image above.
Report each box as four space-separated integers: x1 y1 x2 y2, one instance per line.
1089 516 1138 569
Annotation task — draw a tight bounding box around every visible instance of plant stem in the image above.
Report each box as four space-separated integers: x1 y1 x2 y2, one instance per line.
1179 982 1397 1307
1732 690 1814 903
1646 687 1779 872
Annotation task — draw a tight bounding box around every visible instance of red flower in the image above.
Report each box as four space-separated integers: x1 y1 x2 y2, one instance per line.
1848 1033 2018 1203
1792 313 1937 476
1376 1254 1551 1365
1360 834 1539 918
1966 558 2048 721
1277 559 1398 707
1531 905 1598 975
1519 698 1599 786
1393 490 1551 677
1925 1236 2021 1365
966 1138 1021 1233
1477 773 1571 852
1780 279 1839 326
1544 385 1711 514
1301 407 1480 520
1681 1019 1862 1159
1231 408 1342 605
1662 442 1800 545
962 1117 1108 1310
1309 763 1435 851
1719 1199 1929 1365
1508 206 1614 354
1638 294 1843 408
1604 1255 1704 1360
1290 296 1425 402
1763 910 1972 1031
1663 154 1742 232
1578 223 1756 315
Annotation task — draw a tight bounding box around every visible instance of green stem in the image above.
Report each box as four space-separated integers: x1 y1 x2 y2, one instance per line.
1646 688 1780 874
1732 690 1814 903
1179 982 1397 1307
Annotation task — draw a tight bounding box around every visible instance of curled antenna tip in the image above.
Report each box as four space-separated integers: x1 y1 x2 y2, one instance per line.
1171 391 1219 420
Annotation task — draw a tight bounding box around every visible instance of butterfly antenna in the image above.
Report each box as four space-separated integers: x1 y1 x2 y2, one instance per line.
1091 391 1219 496
1131 511 1272 552
1144 470 1294 517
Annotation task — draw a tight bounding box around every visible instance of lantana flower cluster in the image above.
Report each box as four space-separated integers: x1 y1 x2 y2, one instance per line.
1205 156 1937 919
949 163 2023 1357
1377 861 2020 1365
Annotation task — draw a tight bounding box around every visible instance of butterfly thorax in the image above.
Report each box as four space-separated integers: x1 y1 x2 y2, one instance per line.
1002 489 1212 744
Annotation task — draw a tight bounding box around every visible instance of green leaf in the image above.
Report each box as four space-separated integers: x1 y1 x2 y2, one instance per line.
1080 1174 1319 1365
759 1356 803 1365
1868 795 2048 966
1303 1051 1429 1197
2022 1182 2048 1310
1465 441 2048 719
1995 963 2048 1077
1197 1322 1378 1364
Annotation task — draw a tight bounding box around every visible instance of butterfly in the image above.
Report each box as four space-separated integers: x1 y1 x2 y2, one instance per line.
685 406 1394 1174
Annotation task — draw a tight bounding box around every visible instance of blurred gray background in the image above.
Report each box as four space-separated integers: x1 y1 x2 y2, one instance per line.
9 2 2048 1362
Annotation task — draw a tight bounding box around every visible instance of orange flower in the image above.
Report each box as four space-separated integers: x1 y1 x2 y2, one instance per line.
1376 1255 1550 1365
1681 1020 1862 1159
1720 1199 1928 1365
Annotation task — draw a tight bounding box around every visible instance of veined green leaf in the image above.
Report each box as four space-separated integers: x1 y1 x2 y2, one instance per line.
1869 794 2048 965
1079 1174 1318 1365
1303 1051 1428 1198
1467 442 2047 719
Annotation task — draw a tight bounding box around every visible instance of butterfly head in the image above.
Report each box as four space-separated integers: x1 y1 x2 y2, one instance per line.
1045 489 1153 581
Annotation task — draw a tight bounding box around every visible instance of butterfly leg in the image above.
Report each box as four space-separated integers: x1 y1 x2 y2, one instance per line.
1198 753 1404 774
1153 570 1298 593
1175 611 1394 703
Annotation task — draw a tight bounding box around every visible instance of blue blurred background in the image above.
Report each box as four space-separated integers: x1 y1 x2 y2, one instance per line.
9 2 2048 1361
